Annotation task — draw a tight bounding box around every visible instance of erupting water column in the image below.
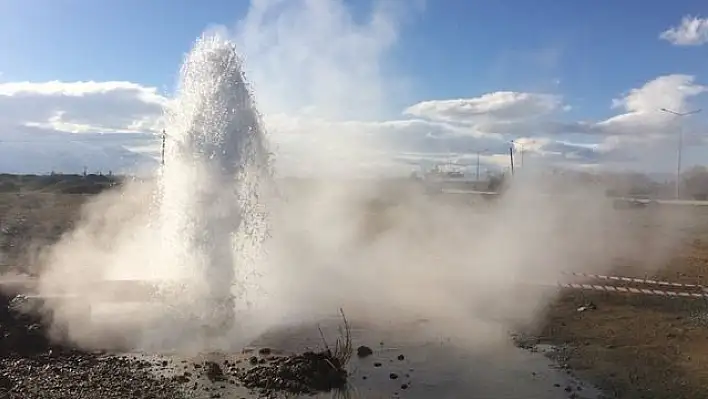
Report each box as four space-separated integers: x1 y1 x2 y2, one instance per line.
158 34 271 339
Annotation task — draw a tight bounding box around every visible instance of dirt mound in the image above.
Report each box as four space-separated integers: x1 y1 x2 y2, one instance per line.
237 350 348 397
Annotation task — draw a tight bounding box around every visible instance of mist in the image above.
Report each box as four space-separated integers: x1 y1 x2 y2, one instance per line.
13 0 696 361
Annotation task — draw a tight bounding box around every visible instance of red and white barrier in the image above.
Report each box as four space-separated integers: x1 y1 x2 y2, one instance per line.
560 271 707 291
556 282 708 298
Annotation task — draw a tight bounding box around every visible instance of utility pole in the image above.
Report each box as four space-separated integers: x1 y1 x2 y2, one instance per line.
660 108 701 199
509 146 515 175
161 130 166 166
510 140 530 168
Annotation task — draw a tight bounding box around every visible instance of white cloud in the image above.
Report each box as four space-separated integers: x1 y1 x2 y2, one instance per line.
0 81 166 173
0 81 166 134
0 78 513 175
575 75 707 171
404 92 564 124
595 74 706 137
1 74 702 175
611 74 705 115
660 15 708 46
2 71 706 175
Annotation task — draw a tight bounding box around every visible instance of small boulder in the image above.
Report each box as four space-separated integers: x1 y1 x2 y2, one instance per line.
356 346 373 358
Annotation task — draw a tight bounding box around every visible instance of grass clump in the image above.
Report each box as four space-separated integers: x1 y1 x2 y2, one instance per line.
237 309 352 397
318 308 353 367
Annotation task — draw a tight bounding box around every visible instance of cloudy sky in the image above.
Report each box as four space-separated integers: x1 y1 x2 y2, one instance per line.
1 0 708 176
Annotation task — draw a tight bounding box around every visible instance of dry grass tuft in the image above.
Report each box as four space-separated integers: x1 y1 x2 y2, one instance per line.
318 308 353 367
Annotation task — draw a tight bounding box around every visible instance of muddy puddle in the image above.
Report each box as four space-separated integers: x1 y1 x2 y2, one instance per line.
122 318 602 399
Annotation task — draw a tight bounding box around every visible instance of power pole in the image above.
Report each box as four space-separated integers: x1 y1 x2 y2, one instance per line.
660 108 701 199
509 146 514 175
511 140 528 168
161 130 166 166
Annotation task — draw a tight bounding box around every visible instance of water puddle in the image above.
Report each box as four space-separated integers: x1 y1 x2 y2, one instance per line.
122 318 602 399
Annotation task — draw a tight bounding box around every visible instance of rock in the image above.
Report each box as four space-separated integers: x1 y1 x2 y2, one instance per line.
397 354 405 361
389 373 399 380
576 302 597 313
356 346 373 358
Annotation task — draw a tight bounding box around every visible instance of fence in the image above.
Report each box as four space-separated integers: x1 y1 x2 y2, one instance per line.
555 271 708 299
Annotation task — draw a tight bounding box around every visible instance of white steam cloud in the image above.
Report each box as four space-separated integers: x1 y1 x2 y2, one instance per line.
14 0 695 362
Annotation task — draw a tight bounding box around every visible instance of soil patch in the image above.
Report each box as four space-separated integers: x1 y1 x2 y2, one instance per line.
236 351 348 397
530 290 708 399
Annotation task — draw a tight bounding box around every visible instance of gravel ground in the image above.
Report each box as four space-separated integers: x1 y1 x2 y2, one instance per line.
0 293 352 399
0 294 186 399
0 353 184 399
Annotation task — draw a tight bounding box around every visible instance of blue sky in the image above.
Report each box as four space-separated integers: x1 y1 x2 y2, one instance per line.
2 0 705 116
1 0 708 175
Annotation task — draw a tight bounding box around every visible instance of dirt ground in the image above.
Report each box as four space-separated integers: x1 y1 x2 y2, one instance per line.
3 184 708 398
0 191 89 270
532 207 708 399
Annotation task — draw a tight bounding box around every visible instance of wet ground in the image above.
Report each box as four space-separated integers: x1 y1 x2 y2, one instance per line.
128 318 602 399
0 288 602 398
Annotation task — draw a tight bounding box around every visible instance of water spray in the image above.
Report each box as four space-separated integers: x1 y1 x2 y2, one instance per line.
158 33 272 340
